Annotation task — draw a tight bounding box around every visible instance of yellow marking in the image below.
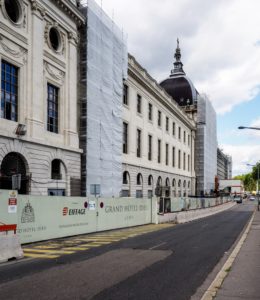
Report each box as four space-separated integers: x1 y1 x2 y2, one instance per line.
32 245 60 249
23 253 59 259
74 238 120 242
80 243 103 248
62 247 90 251
23 248 75 254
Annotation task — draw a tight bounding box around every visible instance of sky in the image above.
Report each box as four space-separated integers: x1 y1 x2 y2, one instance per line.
99 0 260 176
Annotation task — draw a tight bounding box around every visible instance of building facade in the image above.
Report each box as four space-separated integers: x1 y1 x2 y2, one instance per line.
160 41 218 195
217 148 232 180
122 54 196 198
0 0 84 195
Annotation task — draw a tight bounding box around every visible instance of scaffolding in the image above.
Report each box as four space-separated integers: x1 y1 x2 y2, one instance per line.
195 94 217 194
79 0 127 197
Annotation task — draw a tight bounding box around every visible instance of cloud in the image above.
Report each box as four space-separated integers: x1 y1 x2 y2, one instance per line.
102 0 260 114
221 144 260 176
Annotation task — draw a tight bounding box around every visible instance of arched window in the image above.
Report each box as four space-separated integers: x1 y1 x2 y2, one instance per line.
183 180 186 188
172 178 176 187
137 173 143 185
123 171 130 184
165 177 170 186
188 181 190 189
178 179 181 188
157 176 162 187
148 175 153 186
51 159 62 180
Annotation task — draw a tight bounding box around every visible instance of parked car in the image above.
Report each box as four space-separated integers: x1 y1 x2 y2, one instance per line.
234 196 242 204
250 196 255 201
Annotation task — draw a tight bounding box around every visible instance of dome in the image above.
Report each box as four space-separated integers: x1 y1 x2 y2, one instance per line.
160 39 199 106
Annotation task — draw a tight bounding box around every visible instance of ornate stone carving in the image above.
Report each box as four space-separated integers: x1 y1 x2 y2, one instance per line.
0 34 27 61
44 22 65 55
44 61 65 84
68 32 79 45
30 0 46 18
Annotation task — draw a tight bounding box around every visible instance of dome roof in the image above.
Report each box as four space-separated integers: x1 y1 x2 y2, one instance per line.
160 39 199 106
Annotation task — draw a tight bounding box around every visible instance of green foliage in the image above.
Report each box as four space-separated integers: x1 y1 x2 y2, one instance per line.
235 164 260 191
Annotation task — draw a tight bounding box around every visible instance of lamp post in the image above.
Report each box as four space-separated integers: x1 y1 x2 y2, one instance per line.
238 126 260 130
238 126 260 210
247 163 260 211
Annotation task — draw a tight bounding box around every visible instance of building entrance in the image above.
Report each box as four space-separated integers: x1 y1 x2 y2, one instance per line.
0 152 29 194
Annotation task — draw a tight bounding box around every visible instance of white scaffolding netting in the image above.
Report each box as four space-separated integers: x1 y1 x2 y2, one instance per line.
81 0 127 197
196 95 217 194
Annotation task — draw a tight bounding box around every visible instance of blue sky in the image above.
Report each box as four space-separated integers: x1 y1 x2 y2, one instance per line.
101 0 260 176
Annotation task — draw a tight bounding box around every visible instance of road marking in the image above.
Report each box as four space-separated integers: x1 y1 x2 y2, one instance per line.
79 243 104 248
23 253 59 259
33 245 61 249
149 242 167 250
23 248 75 254
62 247 90 251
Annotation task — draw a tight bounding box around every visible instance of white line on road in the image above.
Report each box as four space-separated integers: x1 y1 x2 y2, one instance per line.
149 242 167 250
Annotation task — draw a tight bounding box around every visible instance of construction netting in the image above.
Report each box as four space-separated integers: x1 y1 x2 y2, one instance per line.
196 94 217 194
80 0 127 197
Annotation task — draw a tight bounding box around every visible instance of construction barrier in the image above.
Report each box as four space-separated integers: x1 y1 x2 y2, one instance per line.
0 223 23 263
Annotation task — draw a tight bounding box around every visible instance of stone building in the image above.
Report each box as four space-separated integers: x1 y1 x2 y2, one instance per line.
0 0 84 195
122 54 196 198
160 40 218 195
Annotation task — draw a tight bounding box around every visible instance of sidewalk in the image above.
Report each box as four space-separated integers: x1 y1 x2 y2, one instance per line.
215 207 260 300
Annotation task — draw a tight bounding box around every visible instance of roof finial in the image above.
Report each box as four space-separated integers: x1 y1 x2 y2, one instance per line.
170 38 185 76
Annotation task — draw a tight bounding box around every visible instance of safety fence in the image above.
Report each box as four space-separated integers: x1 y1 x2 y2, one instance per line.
159 196 232 214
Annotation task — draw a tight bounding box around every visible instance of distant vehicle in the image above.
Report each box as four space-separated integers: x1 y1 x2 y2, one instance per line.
250 196 255 201
234 196 242 204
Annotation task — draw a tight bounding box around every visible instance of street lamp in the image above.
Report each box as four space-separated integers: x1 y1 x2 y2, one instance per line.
238 126 260 130
247 163 260 210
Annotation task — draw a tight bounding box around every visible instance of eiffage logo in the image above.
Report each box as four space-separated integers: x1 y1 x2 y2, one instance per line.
63 207 68 216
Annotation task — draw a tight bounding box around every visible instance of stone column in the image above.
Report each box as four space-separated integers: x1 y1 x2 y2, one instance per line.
65 32 79 148
28 2 45 140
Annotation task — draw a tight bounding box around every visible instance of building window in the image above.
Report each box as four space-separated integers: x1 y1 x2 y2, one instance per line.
158 139 161 163
158 110 161 127
148 134 152 161
183 152 186 170
137 173 143 185
148 103 153 121
137 129 141 157
188 134 190 146
137 94 142 114
47 83 59 133
123 122 128 154
188 154 190 171
51 159 62 180
172 122 175 136
166 117 169 132
178 127 181 140
4 0 22 24
184 131 186 143
148 175 153 186
165 143 169 165
123 84 128 105
49 27 62 52
122 171 130 184
172 147 175 167
178 150 181 169
1 60 18 121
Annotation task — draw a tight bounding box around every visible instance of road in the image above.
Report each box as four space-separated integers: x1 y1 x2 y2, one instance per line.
0 202 254 300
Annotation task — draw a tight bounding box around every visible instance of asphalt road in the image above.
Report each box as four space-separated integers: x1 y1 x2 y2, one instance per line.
0 202 254 300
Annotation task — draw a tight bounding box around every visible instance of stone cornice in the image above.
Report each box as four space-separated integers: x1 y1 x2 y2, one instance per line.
53 0 85 26
128 54 196 131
